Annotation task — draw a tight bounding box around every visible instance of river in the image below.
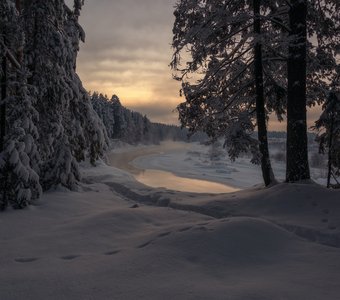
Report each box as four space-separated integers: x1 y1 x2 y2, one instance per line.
107 143 239 194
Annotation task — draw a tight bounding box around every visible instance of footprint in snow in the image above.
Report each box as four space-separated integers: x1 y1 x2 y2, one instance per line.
157 232 171 238
60 255 80 260
328 224 337 230
220 218 230 223
178 227 192 232
137 240 153 248
15 257 39 263
104 250 121 256
195 226 208 231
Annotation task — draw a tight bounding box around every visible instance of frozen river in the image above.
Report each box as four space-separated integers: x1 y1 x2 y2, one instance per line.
107 143 239 193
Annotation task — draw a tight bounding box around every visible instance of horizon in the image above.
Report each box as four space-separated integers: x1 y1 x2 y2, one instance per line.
66 0 322 131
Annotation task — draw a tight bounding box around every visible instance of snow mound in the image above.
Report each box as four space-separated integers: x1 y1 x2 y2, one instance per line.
1 155 340 299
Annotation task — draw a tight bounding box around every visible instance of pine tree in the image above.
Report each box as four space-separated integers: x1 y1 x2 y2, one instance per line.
171 0 339 184
253 0 275 185
22 0 107 189
171 0 285 185
0 0 41 209
314 90 340 188
285 0 310 182
284 0 339 182
0 68 42 209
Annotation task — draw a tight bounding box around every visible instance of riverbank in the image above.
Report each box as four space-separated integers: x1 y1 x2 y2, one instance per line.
108 141 265 190
107 141 239 193
110 141 328 189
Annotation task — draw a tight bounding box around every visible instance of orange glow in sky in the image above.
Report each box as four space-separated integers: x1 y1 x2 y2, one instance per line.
73 0 322 131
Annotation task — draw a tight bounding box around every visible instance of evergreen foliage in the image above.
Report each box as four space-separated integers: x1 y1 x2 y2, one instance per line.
0 0 107 209
90 93 188 145
22 0 107 189
171 0 339 183
0 0 41 209
314 91 340 186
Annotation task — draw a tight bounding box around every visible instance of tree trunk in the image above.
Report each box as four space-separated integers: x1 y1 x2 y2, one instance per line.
16 0 23 63
0 56 6 152
286 0 310 182
327 115 334 188
15 0 21 12
254 0 275 186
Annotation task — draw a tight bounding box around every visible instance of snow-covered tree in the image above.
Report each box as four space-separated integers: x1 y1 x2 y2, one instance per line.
22 0 107 189
91 92 188 145
281 0 339 181
0 69 42 209
171 0 339 184
0 0 41 209
0 0 109 209
171 0 287 185
91 93 116 140
314 90 340 188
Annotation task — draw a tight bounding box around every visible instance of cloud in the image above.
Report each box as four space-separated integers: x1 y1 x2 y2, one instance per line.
72 0 323 130
73 0 181 123
127 102 180 125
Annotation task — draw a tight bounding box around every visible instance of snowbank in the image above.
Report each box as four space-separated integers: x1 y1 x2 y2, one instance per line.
1 147 340 300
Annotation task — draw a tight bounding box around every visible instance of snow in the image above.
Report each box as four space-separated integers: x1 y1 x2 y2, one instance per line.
132 143 263 188
128 141 325 189
1 143 340 299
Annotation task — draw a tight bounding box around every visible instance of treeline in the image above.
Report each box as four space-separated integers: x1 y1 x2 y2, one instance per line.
91 93 188 144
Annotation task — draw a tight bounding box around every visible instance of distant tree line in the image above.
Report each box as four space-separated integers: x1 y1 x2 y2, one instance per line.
91 92 191 145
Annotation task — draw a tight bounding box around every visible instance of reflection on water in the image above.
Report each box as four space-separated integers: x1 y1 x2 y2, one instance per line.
136 169 238 193
108 143 239 194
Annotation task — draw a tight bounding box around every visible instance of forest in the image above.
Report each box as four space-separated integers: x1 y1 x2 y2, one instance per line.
0 0 188 210
1 1 340 299
171 0 339 186
0 0 339 209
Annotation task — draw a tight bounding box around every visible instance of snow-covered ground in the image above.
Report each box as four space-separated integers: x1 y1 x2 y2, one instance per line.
1 142 340 300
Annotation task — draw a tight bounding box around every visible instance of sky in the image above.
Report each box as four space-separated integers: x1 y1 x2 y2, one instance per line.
65 0 180 125
66 0 320 130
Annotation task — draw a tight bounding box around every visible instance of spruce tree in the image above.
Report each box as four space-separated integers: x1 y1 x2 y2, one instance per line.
0 0 41 209
23 0 107 189
314 90 340 187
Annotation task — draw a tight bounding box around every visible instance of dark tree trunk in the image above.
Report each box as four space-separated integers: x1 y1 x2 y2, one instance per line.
15 0 21 12
253 0 274 186
16 0 24 63
286 0 310 182
0 56 7 153
327 115 334 188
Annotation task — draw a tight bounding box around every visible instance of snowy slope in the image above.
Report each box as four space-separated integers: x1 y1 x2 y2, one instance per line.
1 150 340 300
